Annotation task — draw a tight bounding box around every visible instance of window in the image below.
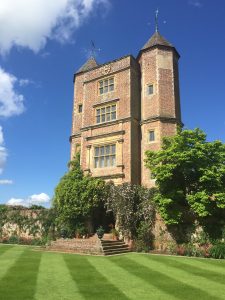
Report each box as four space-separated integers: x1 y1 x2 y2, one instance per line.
149 130 155 142
75 144 81 154
96 104 116 124
94 144 116 168
99 78 114 95
147 84 154 95
78 104 83 113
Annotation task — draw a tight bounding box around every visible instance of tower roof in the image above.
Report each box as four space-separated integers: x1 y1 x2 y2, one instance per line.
77 57 98 73
142 31 173 51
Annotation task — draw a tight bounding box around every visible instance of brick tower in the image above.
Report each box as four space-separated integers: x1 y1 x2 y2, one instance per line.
138 30 182 187
70 27 182 187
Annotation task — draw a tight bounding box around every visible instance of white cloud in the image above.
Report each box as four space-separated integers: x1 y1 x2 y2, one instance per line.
0 67 25 118
28 193 50 204
18 79 31 87
0 0 110 54
188 0 203 8
7 193 50 207
7 198 25 206
0 126 7 174
0 179 13 185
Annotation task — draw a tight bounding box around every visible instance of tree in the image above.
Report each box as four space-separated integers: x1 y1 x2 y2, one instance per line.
145 128 225 232
105 183 156 239
53 153 106 235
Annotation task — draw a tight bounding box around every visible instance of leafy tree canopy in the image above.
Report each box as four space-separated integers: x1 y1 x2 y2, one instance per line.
53 153 106 232
105 182 156 238
145 128 225 226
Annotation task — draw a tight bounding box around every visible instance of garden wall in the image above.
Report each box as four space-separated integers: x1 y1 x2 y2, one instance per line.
48 235 103 255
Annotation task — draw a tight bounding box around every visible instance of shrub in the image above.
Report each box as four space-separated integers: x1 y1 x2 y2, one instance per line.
8 235 20 244
134 221 153 252
110 228 119 240
75 224 87 238
96 226 104 239
209 243 225 259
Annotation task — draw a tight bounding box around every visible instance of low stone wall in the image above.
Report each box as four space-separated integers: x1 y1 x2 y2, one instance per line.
48 235 104 255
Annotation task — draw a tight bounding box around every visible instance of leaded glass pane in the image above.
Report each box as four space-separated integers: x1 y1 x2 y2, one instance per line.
105 145 110 155
147 85 153 95
100 156 104 168
94 157 99 168
111 105 116 111
106 113 110 121
99 146 104 156
109 85 114 91
111 155 116 166
95 147 99 156
105 156 110 167
111 145 116 154
111 112 116 120
149 131 155 141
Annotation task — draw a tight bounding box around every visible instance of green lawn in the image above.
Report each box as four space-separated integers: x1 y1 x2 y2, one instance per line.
0 245 225 300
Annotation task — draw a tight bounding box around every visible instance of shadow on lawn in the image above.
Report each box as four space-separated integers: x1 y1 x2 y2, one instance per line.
64 255 129 300
110 256 220 300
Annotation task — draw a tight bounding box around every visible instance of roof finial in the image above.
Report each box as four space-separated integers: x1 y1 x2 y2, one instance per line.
155 8 159 32
89 40 101 60
90 40 96 58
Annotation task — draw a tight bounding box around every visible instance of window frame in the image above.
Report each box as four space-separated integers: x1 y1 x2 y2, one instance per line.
93 144 116 168
78 104 83 113
95 103 117 124
99 77 114 95
147 84 154 96
148 130 156 142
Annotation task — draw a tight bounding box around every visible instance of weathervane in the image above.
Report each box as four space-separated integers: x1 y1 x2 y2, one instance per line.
155 8 159 32
90 40 100 59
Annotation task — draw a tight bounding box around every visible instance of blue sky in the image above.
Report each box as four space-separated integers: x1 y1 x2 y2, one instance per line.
0 0 225 206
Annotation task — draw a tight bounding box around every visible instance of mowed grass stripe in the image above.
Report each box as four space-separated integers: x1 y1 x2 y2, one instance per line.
35 252 83 300
128 254 225 300
111 255 220 300
0 245 24 280
0 244 14 256
88 255 173 300
188 256 225 272
64 254 130 300
0 248 42 300
146 254 225 286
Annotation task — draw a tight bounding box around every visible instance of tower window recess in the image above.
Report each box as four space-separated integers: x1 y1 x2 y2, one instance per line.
147 84 154 95
99 78 114 94
78 104 83 113
94 144 116 168
96 104 116 124
149 130 155 142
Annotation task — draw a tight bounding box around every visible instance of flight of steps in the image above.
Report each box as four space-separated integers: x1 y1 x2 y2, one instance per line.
101 239 131 255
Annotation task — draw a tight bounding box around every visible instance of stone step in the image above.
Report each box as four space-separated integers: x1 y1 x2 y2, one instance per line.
101 241 125 246
102 244 129 249
100 239 131 256
104 249 131 256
